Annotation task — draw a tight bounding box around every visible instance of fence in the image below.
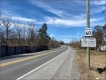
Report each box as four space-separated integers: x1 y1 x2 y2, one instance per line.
0 46 48 58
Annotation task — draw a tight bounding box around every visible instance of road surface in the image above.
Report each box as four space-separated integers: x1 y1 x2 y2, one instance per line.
0 46 80 80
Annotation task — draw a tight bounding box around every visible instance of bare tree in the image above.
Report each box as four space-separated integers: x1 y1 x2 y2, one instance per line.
7 31 17 46
0 12 5 46
103 24 106 39
14 21 23 46
48 38 60 49
22 24 27 46
0 11 3 31
93 25 104 51
1 15 13 55
70 39 81 48
27 21 37 47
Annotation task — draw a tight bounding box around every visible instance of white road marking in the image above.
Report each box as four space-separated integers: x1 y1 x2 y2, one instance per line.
16 47 69 80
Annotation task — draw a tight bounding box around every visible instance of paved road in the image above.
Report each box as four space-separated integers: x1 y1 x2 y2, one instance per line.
0 46 68 80
18 46 80 80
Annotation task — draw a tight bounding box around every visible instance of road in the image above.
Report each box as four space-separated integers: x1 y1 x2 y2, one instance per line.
0 46 69 80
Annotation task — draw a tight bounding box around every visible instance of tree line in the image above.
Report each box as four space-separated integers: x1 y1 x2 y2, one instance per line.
0 13 60 49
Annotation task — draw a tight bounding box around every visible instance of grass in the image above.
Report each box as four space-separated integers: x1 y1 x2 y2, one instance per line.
75 49 106 80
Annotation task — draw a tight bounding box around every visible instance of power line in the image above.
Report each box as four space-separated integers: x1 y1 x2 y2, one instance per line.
98 0 106 23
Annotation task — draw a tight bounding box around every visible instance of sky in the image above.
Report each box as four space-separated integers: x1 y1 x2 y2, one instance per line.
1 0 106 43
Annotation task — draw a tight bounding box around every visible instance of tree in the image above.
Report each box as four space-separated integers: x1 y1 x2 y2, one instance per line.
27 21 37 46
0 11 5 46
0 11 3 31
103 24 106 38
102 24 106 45
93 25 104 50
22 24 27 46
14 21 23 46
1 15 13 55
59 40 65 45
37 23 50 46
69 39 81 48
48 38 60 48
0 32 5 46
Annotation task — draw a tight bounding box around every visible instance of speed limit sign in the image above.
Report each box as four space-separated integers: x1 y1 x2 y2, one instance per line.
85 28 92 37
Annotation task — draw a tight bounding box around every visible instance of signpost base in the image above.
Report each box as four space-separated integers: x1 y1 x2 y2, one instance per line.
87 47 90 68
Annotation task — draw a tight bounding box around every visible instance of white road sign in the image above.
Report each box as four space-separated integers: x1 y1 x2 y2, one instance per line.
81 38 96 47
85 28 92 37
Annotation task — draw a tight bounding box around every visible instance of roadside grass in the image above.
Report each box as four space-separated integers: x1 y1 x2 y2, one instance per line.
75 49 106 80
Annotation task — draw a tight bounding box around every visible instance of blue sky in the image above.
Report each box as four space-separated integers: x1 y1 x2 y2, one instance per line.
1 0 106 43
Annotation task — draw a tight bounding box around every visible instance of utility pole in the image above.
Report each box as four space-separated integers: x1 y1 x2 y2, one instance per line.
86 0 90 68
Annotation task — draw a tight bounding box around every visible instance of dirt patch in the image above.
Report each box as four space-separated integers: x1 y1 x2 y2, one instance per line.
75 50 106 80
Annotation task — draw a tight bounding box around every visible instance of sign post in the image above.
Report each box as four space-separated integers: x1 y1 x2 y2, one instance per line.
81 0 96 68
86 0 90 68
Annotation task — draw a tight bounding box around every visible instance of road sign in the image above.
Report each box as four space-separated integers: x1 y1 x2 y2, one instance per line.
81 38 96 47
85 28 92 37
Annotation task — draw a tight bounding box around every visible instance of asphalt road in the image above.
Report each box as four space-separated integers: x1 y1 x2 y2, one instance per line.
0 46 68 80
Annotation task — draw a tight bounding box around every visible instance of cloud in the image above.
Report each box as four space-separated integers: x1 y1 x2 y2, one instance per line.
12 17 36 22
44 16 103 27
50 34 55 37
1 10 21 17
71 0 105 15
30 1 63 17
61 36 75 38
45 16 84 26
77 32 80 35
74 0 106 5
2 0 105 28
29 0 76 18
92 0 106 5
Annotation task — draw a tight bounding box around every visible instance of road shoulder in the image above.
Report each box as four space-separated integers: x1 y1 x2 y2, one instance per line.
18 47 80 80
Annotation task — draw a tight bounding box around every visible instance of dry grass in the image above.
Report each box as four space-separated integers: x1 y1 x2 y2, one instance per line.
75 49 106 80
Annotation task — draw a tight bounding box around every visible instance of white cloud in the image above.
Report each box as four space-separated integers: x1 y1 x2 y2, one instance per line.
61 36 74 38
2 0 105 28
29 1 73 18
74 0 106 5
45 16 84 26
90 6 106 15
44 16 103 27
92 0 106 5
30 1 62 17
12 17 36 22
77 32 80 35
50 34 55 37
